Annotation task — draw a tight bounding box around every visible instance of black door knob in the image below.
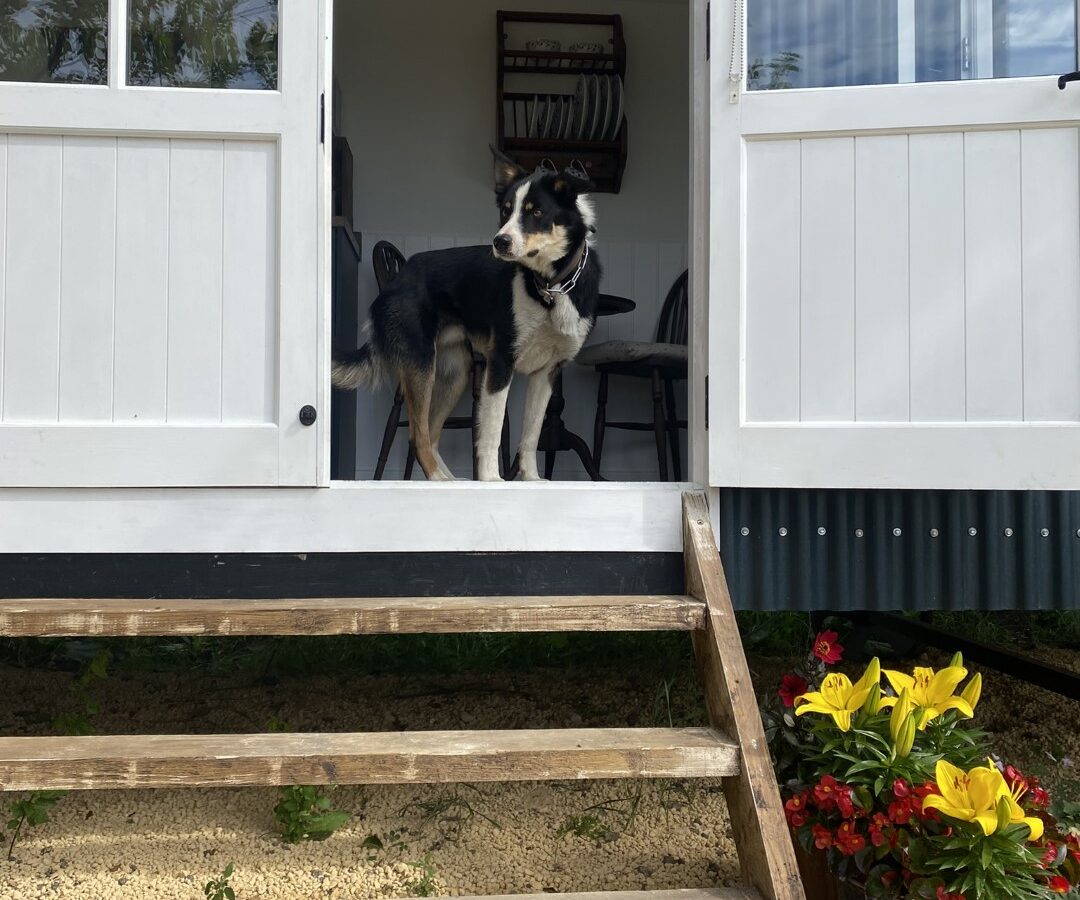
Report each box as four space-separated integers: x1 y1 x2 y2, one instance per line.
299 405 317 426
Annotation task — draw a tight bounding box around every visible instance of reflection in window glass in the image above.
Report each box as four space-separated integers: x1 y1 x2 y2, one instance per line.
0 0 108 84
747 0 1077 89
128 0 277 89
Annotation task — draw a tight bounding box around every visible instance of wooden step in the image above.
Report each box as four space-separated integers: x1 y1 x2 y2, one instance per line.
438 891 759 900
0 595 706 637
0 727 739 791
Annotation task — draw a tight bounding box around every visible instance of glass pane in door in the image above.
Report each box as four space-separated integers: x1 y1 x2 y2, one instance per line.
128 0 277 89
747 0 1077 89
0 0 108 84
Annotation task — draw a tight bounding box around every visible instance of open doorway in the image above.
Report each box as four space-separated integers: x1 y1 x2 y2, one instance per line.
330 0 691 483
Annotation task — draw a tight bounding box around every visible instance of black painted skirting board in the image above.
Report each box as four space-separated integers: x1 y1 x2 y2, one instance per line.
0 553 685 599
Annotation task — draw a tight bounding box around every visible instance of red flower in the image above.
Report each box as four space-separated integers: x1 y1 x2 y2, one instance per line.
813 775 840 810
881 870 898 888
1065 835 1080 864
835 784 857 819
778 674 809 708
812 824 833 850
893 778 911 799
936 886 966 900
1030 785 1051 808
869 813 891 848
784 791 810 828
1048 875 1071 894
813 630 844 664
1041 842 1059 868
914 781 942 821
834 821 865 856
1005 765 1026 788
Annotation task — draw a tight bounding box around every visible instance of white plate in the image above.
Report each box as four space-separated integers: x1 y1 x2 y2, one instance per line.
539 95 554 138
609 75 624 140
599 75 613 141
587 74 602 140
527 94 540 138
573 75 590 140
552 97 565 140
562 98 575 139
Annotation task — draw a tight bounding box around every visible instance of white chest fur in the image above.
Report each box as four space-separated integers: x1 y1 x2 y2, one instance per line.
511 271 593 375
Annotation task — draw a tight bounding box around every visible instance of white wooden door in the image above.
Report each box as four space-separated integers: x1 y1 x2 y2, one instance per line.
710 0 1080 489
0 0 325 486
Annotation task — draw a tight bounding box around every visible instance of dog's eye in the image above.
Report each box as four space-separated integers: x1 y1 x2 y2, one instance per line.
532 207 544 218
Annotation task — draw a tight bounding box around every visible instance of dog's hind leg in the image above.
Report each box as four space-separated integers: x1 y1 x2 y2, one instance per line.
401 367 449 482
427 343 472 480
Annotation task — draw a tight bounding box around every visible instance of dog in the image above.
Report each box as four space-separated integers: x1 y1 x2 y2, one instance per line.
332 148 601 481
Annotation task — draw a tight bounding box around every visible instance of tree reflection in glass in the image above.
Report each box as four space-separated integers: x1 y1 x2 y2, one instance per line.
128 0 277 89
0 0 108 84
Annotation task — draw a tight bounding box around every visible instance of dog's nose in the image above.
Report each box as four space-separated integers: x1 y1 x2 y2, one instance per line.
492 234 512 255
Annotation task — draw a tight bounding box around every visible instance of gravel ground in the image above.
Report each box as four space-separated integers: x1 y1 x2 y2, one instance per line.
0 649 1076 899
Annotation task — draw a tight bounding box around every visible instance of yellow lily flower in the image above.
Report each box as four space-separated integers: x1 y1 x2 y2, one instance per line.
794 672 872 732
959 672 982 716
881 664 974 728
854 658 883 713
889 688 917 757
922 760 1044 841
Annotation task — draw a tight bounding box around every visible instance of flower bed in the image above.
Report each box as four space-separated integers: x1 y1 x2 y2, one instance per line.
764 633 1080 899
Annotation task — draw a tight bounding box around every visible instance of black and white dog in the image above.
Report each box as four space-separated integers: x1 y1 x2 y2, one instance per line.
332 149 601 481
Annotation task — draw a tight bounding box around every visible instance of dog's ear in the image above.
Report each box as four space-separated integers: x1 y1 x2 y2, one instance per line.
491 145 526 193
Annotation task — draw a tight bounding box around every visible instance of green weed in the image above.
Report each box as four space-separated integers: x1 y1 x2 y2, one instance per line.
400 787 501 843
51 648 110 736
273 786 349 843
2 791 65 860
203 861 236 900
406 853 439 897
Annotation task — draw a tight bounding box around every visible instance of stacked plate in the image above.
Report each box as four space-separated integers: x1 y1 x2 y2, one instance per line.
525 74 624 142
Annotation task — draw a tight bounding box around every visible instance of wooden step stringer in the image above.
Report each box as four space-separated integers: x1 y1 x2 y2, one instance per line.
0 491 804 900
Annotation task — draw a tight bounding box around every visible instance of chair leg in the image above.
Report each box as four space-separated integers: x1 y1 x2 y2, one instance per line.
404 445 416 480
470 356 484 481
375 387 405 481
651 368 669 482
663 376 682 482
592 370 608 476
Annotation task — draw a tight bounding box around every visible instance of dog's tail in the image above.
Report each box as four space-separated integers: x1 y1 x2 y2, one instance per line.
331 337 386 391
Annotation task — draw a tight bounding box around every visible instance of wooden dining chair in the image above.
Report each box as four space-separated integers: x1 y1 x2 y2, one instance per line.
370 241 509 480
574 270 689 481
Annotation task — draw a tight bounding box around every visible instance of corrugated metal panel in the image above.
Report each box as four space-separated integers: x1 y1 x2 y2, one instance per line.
718 489 1080 611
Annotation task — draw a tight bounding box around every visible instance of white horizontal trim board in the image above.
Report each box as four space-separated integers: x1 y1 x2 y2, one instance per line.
0 482 690 553
730 424 1080 490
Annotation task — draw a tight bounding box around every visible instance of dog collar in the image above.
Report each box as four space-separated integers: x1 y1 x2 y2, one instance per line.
533 241 589 308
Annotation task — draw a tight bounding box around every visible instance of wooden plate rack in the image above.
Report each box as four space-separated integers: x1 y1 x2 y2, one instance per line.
496 11 628 193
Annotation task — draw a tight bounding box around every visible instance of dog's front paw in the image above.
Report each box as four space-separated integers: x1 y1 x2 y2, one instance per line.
477 473 504 482
515 470 548 482
426 469 455 482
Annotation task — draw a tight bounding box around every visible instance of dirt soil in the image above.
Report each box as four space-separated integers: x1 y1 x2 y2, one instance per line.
0 650 1076 900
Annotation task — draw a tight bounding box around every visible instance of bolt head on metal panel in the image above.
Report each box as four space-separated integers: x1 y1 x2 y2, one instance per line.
893 527 902 537
740 526 750 537
1004 527 1014 537
855 528 865 538
929 528 939 538
778 527 788 537
1041 528 1051 537
968 527 978 537
817 526 827 536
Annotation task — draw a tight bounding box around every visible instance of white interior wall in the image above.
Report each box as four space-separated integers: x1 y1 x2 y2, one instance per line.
334 0 689 481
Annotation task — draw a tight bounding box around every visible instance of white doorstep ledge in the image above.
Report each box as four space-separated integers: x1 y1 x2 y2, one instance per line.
0 481 695 554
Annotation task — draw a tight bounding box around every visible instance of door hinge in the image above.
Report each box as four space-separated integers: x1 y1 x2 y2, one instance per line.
705 2 711 60
319 92 326 144
704 376 709 430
